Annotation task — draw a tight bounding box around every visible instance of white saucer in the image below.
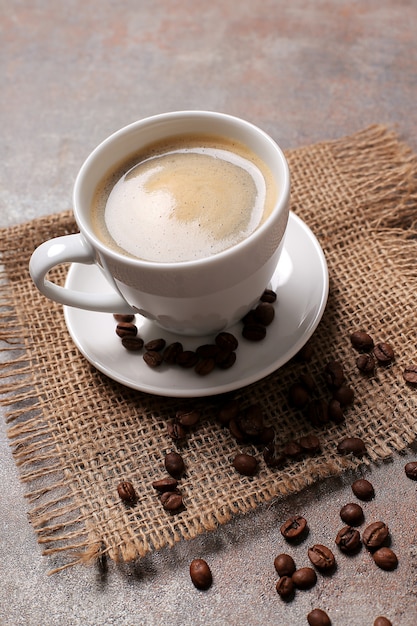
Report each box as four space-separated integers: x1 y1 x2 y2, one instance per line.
64 212 328 398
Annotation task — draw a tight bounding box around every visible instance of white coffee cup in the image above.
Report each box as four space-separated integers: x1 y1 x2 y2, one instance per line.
29 111 290 336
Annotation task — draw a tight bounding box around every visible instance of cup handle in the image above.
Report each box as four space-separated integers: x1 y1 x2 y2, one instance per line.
29 233 135 314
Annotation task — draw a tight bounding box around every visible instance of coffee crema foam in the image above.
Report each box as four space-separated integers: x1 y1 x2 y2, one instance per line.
92 135 277 263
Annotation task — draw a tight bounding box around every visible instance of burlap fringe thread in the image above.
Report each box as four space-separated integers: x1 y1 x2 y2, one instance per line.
1 125 417 575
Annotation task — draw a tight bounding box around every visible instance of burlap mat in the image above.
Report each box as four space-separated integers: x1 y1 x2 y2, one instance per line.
2 126 417 574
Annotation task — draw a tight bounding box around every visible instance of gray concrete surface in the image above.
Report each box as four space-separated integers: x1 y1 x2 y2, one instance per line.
1 1 417 624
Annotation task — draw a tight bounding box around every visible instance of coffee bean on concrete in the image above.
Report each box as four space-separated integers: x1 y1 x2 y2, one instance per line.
335 526 362 554
275 575 294 600
280 516 308 541
374 616 393 626
307 608 332 626
340 503 364 525
291 567 317 590
372 547 398 570
404 461 417 480
189 558 212 590
351 478 375 500
308 544 336 571
274 553 296 577
362 521 389 550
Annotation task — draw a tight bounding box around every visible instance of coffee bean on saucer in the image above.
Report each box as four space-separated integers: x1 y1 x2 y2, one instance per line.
335 526 362 554
189 558 212 590
232 453 258 476
404 461 417 480
242 323 267 341
144 338 166 352
113 313 135 323
195 357 216 376
116 321 138 338
307 608 331 626
372 547 398 571
215 349 237 369
362 521 389 550
356 353 376 374
351 478 375 500
121 335 144 351
350 330 374 352
143 350 164 368
176 350 199 368
196 344 220 358
164 451 185 478
215 331 238 352
163 341 184 364
340 503 364 525
274 553 296 577
307 544 336 572
373 342 395 365
337 437 366 457
260 288 277 303
374 617 393 626
254 302 275 326
291 566 317 590
280 516 308 541
402 364 417 385
275 576 294 600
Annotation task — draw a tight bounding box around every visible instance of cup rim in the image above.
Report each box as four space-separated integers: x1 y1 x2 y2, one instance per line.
73 110 290 269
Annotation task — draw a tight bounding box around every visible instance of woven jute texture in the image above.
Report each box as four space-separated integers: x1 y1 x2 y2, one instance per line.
2 126 417 574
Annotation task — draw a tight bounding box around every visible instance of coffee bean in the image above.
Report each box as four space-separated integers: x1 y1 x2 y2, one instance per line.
362 521 389 550
307 399 330 426
242 323 267 341
215 331 238 352
260 288 277 303
404 461 417 480
356 353 376 374
263 443 287 469
332 385 354 406
113 313 135 323
176 350 199 368
196 343 220 358
121 335 144 351
151 477 178 493
324 360 345 389
350 330 374 352
258 425 275 445
144 337 166 351
282 440 303 458
308 544 336 571
232 452 258 476
298 373 317 394
254 302 275 326
215 349 237 369
307 608 331 626
238 404 264 438
143 350 163 368
291 566 317 590
274 553 296 577
195 357 216 376
116 321 138 338
275 575 294 600
160 490 183 512
351 478 375 500
403 364 417 385
229 418 245 442
164 451 185 478
372 547 398 570
189 558 212 590
298 434 321 454
374 616 393 626
335 526 362 554
340 503 364 526
163 341 184 364
337 437 366 457
167 420 187 442
217 399 241 425
373 342 395 365
280 515 308 541
117 481 137 504
328 399 345 424
176 409 201 427
288 383 310 409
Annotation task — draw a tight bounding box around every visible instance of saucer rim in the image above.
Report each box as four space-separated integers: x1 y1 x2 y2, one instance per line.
63 212 329 397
